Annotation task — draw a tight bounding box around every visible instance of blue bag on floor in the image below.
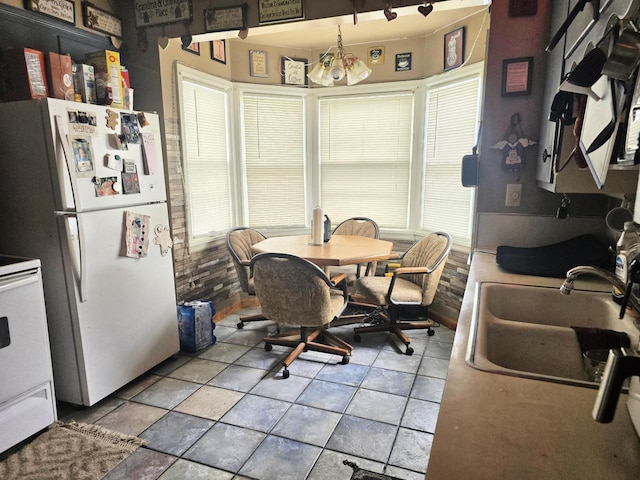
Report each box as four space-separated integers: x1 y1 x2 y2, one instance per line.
177 301 216 353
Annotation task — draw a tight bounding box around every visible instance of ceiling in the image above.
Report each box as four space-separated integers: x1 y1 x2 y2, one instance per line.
194 1 490 50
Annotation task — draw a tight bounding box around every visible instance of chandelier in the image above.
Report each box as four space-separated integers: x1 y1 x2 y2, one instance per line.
307 26 372 86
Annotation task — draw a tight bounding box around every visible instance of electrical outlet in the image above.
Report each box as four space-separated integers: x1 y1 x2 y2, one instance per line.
505 183 522 207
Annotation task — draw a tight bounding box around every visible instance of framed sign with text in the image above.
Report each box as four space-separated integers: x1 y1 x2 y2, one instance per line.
250 50 268 78
259 0 304 24
83 3 123 39
26 0 75 24
134 0 192 29
281 57 307 86
204 5 247 33
502 57 533 96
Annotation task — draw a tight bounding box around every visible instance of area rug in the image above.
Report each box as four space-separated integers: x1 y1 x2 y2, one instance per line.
0 421 146 480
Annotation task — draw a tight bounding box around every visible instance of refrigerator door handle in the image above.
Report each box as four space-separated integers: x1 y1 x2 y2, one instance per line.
57 212 88 303
54 115 78 211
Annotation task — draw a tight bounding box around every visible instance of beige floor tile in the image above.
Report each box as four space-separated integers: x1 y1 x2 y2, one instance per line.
95 401 168 436
174 385 244 420
169 358 229 384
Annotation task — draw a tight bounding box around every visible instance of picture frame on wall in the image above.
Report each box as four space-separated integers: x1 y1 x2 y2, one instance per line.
502 57 533 96
250 50 268 78
26 0 75 24
83 2 123 39
204 5 247 33
395 53 412 72
211 39 226 64
444 27 465 70
182 40 200 55
281 57 307 86
368 47 385 66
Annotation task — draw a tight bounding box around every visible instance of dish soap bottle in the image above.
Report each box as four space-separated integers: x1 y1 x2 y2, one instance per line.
613 221 640 304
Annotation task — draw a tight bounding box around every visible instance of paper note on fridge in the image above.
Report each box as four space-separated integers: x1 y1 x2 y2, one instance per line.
141 133 158 175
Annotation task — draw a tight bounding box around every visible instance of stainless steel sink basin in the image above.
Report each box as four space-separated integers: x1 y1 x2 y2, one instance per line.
466 282 640 388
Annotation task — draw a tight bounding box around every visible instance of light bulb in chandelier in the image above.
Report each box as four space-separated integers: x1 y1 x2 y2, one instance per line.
329 56 345 81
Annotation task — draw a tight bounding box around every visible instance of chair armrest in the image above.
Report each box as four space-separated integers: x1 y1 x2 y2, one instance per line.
240 260 251 266
393 266 432 275
330 273 348 286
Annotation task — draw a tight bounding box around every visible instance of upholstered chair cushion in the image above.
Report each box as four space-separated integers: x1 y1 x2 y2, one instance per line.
253 255 346 328
331 217 380 284
228 228 266 294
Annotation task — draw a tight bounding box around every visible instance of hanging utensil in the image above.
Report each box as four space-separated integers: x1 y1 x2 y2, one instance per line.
546 0 600 52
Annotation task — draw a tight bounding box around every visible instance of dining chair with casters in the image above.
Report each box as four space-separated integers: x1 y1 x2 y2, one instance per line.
331 217 381 284
225 227 271 330
352 232 452 355
251 252 353 379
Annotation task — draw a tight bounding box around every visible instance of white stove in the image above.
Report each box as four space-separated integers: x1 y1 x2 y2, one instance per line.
0 255 57 453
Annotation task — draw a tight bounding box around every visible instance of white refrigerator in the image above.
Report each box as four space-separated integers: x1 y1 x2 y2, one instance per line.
0 98 179 406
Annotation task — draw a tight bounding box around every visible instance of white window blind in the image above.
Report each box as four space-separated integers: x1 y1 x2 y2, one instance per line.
422 76 480 245
178 70 232 242
241 93 306 228
319 93 414 229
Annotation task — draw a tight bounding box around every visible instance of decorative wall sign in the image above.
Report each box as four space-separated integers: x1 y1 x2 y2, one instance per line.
281 57 307 86
368 47 385 66
250 50 268 77
444 27 465 70
134 0 192 29
204 4 247 33
502 57 533 96
259 0 304 24
509 0 537 17
26 0 75 24
211 40 226 64
182 40 200 55
83 3 123 39
395 53 412 72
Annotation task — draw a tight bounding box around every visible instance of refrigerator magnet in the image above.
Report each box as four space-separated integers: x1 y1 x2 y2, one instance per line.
105 153 123 171
153 224 173 256
67 136 95 178
121 113 141 144
93 176 119 196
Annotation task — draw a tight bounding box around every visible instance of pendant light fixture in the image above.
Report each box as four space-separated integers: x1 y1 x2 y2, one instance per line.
307 25 372 87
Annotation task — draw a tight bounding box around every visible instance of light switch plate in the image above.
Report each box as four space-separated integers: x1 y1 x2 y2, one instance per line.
506 184 522 207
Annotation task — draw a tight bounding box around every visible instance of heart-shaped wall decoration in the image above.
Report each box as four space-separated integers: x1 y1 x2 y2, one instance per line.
384 8 397 21
418 3 433 16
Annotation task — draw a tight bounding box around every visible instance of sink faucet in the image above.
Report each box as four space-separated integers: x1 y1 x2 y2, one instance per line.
560 263 640 319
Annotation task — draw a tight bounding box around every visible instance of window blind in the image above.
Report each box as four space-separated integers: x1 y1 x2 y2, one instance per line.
422 76 480 245
241 93 306 228
179 77 231 240
319 93 414 229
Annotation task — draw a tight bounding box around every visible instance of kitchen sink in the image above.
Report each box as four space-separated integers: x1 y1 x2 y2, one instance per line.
466 282 640 388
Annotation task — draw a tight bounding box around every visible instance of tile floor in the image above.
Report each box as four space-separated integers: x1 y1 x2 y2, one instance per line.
57 308 454 480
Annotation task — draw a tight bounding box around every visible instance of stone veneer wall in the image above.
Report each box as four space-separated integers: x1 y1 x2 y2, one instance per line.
164 119 468 323
164 117 240 316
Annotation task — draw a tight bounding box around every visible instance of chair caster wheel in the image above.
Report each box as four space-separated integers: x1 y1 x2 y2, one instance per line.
237 322 244 329
405 346 414 356
427 329 435 337
354 334 361 342
341 356 350 365
282 368 290 379
265 343 273 351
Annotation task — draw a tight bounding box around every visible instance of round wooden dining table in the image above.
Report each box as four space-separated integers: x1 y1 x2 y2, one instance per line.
251 234 395 273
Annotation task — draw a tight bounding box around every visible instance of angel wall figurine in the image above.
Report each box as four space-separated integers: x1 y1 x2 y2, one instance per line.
491 112 537 171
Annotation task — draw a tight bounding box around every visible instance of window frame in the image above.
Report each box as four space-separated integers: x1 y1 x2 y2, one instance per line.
176 62 484 250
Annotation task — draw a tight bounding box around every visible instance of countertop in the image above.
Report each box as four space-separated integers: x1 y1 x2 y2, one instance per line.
426 250 640 479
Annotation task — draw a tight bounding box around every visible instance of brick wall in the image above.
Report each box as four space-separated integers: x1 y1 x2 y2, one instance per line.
164 119 468 322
